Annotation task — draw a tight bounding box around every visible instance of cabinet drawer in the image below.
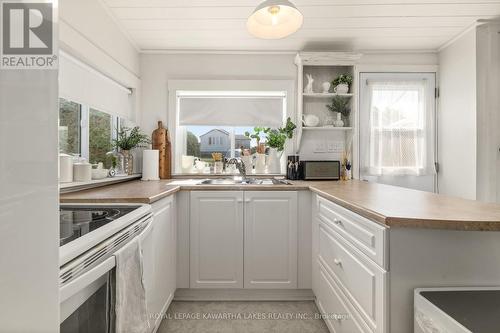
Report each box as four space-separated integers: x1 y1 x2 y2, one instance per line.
318 224 386 333
316 195 387 269
316 262 370 333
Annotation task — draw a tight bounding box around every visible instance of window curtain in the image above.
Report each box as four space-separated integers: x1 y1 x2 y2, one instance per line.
178 93 285 127
361 80 434 176
59 52 133 119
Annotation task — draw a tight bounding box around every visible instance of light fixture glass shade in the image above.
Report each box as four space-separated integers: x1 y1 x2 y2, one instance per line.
247 0 303 39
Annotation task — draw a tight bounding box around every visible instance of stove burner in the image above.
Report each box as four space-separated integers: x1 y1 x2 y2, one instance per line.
59 206 138 246
61 208 121 224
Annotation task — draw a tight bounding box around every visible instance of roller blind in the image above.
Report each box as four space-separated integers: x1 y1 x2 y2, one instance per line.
178 92 285 127
59 52 133 119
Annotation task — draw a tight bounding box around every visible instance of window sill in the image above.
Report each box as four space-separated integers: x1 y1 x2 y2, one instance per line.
59 174 142 194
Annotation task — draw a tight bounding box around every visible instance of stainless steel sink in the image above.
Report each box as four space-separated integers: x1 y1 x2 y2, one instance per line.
199 178 243 185
198 178 290 185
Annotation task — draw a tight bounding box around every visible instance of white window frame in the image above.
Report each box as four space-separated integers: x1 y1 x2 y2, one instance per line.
168 80 295 175
59 97 122 161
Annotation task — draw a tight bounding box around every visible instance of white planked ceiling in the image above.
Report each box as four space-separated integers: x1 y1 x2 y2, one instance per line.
100 0 500 52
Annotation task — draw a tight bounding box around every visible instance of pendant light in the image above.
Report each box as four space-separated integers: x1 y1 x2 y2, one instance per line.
247 0 303 39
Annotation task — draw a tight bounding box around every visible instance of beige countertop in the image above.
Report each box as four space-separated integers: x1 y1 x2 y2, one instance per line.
60 179 500 231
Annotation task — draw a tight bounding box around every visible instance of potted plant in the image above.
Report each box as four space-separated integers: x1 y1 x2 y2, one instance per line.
245 118 296 174
331 74 353 94
326 96 351 127
113 126 150 175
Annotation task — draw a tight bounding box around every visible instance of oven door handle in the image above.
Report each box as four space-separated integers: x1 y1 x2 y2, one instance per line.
60 256 115 303
138 219 154 242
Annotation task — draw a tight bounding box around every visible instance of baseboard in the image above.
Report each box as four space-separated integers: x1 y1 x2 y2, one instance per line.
174 289 315 301
151 292 174 333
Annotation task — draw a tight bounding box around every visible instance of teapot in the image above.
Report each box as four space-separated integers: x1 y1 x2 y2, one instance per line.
302 114 320 127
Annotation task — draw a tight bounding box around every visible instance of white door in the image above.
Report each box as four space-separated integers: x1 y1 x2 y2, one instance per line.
190 191 244 288
359 72 437 192
244 191 298 289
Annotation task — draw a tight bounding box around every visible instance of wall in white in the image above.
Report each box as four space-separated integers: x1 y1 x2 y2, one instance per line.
140 52 437 161
140 53 296 135
0 67 59 330
476 22 500 203
438 29 477 200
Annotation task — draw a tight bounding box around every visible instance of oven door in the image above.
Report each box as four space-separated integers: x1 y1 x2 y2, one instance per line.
60 257 115 333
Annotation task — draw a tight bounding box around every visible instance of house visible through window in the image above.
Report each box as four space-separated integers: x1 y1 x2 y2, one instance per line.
176 91 286 173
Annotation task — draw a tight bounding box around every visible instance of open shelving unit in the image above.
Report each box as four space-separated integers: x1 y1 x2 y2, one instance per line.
303 92 354 98
302 126 353 131
294 52 362 172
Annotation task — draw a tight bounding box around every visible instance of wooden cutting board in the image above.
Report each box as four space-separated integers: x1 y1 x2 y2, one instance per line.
152 121 172 179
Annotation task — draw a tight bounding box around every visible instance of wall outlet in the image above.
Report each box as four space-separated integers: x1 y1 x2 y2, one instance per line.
314 142 327 153
327 141 344 153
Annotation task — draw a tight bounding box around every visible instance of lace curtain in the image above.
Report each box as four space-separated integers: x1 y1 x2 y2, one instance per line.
361 80 434 176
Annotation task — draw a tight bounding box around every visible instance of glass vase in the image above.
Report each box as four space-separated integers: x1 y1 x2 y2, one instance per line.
121 150 134 175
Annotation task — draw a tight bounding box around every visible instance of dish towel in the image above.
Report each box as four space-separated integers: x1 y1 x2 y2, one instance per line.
113 238 150 333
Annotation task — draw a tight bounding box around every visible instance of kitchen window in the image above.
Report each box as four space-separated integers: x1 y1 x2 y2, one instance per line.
59 98 122 167
174 90 286 174
59 99 81 156
89 108 114 165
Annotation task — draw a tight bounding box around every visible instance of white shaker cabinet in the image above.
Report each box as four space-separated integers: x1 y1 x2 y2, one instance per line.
145 195 177 332
190 191 244 288
244 191 298 289
312 193 387 333
189 191 299 290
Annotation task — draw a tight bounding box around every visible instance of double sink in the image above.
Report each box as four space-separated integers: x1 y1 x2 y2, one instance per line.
199 177 291 186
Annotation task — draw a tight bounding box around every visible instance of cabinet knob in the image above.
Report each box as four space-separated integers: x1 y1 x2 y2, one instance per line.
333 258 342 266
333 219 343 226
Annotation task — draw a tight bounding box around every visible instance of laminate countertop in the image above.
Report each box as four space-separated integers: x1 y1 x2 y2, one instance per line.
60 179 500 231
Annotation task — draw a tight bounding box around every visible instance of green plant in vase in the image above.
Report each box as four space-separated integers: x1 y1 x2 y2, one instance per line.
331 74 353 94
326 96 351 127
113 126 151 175
245 118 296 174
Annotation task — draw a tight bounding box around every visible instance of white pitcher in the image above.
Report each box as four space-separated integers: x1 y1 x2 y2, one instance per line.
255 153 266 174
266 148 281 174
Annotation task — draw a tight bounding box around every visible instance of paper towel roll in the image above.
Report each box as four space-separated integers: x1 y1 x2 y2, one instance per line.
142 149 160 181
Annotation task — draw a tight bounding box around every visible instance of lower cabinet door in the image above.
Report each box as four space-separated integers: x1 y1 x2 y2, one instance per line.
244 191 298 289
316 262 370 333
190 191 244 288
150 196 176 328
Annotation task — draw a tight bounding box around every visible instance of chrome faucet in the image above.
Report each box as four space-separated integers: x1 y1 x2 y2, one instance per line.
225 158 247 178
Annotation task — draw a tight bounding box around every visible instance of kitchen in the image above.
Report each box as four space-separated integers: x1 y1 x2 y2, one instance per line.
2 1 500 333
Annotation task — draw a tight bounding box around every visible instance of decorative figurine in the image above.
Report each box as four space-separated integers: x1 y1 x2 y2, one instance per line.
304 74 314 94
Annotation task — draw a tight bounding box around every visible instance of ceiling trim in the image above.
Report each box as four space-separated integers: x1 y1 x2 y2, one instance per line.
139 49 299 55
437 20 479 51
97 0 141 52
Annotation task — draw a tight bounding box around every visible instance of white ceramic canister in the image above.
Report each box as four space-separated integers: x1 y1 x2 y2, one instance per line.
59 153 74 183
73 160 92 182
